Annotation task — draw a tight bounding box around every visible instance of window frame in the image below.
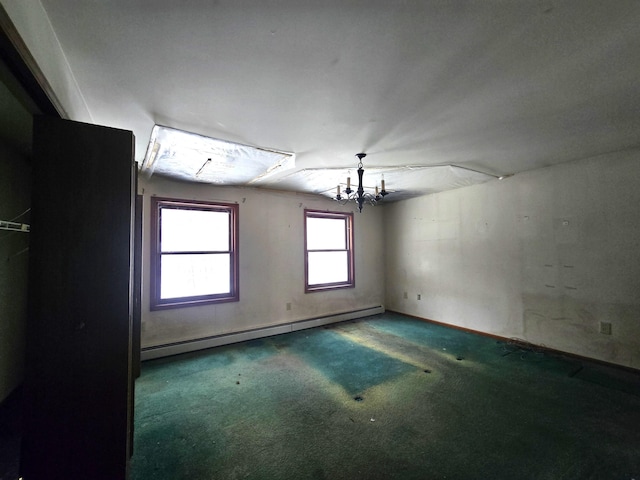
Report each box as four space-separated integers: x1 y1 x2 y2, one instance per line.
150 197 239 310
304 209 355 293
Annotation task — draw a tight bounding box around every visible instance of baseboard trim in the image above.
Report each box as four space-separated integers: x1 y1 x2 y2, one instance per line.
388 310 640 375
141 305 385 361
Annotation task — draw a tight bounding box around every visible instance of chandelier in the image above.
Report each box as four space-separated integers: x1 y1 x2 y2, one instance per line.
335 153 389 212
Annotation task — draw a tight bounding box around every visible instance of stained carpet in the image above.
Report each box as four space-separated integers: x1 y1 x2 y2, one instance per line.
131 313 640 480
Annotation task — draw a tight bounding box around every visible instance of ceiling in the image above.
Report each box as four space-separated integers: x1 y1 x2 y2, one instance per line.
35 1 640 201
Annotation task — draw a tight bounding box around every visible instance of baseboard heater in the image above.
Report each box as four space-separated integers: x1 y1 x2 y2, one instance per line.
141 305 385 361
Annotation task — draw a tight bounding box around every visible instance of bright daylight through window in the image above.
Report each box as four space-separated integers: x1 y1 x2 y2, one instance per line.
150 198 238 310
304 209 354 292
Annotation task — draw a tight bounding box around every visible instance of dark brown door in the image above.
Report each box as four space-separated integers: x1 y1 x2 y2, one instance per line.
22 116 135 480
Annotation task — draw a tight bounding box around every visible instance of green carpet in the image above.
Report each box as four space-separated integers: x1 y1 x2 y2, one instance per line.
131 313 640 479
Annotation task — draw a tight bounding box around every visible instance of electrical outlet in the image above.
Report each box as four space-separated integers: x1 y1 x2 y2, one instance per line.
417 294 421 300
403 292 408 299
599 321 612 335
286 302 292 311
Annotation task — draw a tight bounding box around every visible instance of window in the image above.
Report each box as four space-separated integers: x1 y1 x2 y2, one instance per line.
304 209 354 292
150 197 239 310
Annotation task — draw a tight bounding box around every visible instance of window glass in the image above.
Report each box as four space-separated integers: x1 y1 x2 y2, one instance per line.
307 251 349 285
160 253 231 299
306 217 346 250
161 209 230 252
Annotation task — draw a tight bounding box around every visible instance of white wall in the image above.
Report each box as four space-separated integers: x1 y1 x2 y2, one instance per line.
384 149 640 369
140 176 385 349
0 141 30 402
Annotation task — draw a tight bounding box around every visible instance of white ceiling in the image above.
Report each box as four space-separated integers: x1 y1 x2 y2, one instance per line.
37 1 640 201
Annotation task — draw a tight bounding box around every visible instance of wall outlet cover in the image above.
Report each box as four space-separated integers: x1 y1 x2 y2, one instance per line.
599 321 612 335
